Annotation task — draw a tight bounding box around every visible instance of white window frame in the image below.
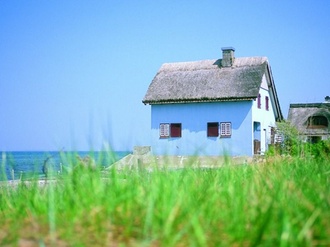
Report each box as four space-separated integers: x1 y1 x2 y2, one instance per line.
159 123 170 138
220 122 232 137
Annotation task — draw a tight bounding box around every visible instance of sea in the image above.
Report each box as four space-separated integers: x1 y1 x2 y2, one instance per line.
0 151 131 181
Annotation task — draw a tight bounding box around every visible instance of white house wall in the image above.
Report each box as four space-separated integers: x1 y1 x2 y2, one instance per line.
150 101 254 156
252 74 277 154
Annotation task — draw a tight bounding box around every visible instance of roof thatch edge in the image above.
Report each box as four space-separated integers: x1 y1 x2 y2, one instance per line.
142 96 256 105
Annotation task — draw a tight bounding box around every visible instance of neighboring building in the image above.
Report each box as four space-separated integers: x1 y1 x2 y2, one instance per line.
143 47 283 156
287 97 330 143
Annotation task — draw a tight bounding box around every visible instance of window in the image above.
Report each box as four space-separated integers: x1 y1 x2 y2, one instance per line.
265 96 269 111
307 136 321 143
257 94 261 109
207 122 219 137
220 122 232 137
170 123 182 137
159 123 170 138
160 123 182 138
307 116 328 128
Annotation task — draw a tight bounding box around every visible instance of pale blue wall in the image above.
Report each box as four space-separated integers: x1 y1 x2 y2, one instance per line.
150 101 253 156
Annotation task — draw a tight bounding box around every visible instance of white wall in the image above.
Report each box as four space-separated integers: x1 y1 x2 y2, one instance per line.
252 74 277 154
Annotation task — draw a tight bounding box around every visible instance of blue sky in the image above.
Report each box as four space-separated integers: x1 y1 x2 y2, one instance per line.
1 1 329 151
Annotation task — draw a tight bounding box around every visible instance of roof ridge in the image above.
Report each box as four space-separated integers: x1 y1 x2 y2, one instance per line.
160 56 268 71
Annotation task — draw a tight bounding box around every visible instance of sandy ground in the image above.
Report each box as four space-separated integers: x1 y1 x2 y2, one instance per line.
111 154 254 171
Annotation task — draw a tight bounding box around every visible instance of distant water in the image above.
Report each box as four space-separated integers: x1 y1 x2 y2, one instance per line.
0 151 130 180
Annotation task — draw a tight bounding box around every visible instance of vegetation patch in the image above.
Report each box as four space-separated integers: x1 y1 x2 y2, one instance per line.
0 150 329 246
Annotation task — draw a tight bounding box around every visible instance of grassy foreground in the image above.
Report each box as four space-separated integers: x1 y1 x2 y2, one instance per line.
0 156 329 246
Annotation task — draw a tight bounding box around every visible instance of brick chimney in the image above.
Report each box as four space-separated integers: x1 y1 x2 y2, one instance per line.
221 47 235 67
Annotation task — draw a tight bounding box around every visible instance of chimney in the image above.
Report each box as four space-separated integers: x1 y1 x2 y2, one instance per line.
221 47 235 67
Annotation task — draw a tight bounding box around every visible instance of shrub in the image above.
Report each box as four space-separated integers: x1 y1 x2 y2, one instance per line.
273 121 302 156
302 138 330 159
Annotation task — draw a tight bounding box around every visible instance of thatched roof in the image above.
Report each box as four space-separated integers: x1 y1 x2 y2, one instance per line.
144 57 270 103
143 56 283 121
287 103 330 135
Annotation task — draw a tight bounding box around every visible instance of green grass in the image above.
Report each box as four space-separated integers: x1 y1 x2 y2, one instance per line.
0 155 329 246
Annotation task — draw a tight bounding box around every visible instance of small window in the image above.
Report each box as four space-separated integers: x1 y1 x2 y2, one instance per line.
160 123 170 138
307 136 321 143
170 123 182 137
220 122 232 137
307 116 328 128
207 122 219 137
257 94 261 109
265 96 269 111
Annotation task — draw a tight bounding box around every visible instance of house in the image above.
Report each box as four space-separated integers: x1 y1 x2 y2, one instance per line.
143 47 283 156
287 97 330 143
